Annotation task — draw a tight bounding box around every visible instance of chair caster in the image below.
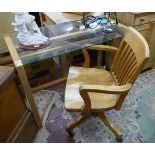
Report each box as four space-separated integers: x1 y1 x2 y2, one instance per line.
65 127 74 137
68 131 74 137
116 137 123 143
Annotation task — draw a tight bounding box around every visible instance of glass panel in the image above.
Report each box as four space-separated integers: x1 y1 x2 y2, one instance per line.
9 20 122 65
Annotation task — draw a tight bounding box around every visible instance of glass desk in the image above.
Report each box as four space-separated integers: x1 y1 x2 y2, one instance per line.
4 20 124 128
10 20 122 65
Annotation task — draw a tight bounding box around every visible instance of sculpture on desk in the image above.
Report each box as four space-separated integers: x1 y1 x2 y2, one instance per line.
12 12 49 49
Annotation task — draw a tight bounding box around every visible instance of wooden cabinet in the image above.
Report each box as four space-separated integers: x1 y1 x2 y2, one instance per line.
118 12 155 69
0 66 38 142
39 12 82 26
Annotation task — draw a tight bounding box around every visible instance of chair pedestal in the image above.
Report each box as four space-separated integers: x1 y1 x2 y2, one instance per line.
65 112 123 142
97 113 122 142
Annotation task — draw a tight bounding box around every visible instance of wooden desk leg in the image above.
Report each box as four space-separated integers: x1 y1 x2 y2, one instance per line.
4 33 42 129
59 55 68 77
16 65 42 128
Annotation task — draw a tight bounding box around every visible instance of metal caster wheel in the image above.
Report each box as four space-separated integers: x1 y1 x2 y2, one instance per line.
116 137 123 143
65 127 74 137
67 131 74 137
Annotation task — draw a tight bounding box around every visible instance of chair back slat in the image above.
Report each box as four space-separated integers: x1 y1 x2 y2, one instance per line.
110 27 150 110
119 53 136 85
118 49 134 80
114 43 129 78
121 64 137 84
111 27 149 85
116 47 132 82
119 50 137 84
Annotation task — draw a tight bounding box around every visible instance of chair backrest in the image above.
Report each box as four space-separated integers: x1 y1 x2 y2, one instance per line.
111 27 149 85
111 27 150 110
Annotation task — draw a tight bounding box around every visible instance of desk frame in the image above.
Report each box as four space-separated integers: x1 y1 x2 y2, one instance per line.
4 16 127 128
4 34 68 128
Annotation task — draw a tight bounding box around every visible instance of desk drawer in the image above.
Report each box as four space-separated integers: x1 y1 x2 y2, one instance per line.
134 14 155 25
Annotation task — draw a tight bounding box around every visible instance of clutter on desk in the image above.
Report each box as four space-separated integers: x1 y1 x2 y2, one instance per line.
11 12 118 51
80 12 118 33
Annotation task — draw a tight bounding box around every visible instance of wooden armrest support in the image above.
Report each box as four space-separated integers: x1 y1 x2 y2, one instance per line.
85 45 118 53
79 83 132 115
82 45 118 68
79 83 132 94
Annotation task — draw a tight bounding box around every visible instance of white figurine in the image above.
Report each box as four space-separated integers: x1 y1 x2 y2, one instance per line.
12 12 49 48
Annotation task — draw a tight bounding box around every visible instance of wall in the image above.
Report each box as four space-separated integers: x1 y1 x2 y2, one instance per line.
0 12 14 53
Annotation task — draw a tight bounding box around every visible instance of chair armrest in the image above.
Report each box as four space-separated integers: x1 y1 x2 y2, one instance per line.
85 45 118 53
82 45 118 68
79 83 132 115
79 83 132 94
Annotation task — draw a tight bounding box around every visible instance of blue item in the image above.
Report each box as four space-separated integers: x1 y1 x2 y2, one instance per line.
103 28 115 33
100 19 108 25
103 25 116 33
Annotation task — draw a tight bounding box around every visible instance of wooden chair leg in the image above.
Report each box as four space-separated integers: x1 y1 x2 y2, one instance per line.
66 116 89 134
98 113 122 142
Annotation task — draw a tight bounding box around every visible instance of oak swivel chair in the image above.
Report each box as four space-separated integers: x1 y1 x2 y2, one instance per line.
64 27 149 142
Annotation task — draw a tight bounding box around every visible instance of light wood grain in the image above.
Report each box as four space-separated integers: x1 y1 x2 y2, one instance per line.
82 45 118 68
118 12 155 69
0 55 12 65
65 27 149 141
65 67 117 112
31 77 67 92
3 33 42 128
118 12 155 26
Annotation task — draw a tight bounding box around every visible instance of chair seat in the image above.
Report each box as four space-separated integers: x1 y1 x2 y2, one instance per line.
65 67 119 112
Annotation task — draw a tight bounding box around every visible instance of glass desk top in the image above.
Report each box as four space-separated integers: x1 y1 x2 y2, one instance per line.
9 20 122 65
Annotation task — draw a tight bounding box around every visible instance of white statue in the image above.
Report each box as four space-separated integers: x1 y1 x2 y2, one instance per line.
12 12 49 48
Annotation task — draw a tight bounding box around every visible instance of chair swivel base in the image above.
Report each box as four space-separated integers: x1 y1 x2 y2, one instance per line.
65 113 123 142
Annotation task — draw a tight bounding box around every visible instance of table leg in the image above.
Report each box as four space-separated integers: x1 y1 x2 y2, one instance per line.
16 65 42 128
4 34 42 129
